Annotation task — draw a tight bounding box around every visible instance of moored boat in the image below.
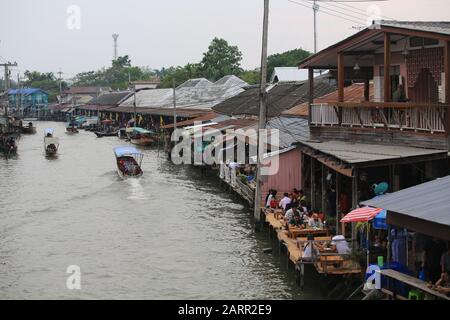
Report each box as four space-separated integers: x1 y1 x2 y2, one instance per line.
93 120 118 138
114 146 144 178
129 127 156 146
44 128 59 156
21 121 37 134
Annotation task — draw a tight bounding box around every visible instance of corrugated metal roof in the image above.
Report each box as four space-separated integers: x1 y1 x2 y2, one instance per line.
213 81 336 117
85 91 132 106
270 67 308 83
160 112 221 129
118 75 247 110
380 20 450 36
266 116 310 148
361 175 450 228
282 83 375 117
297 140 447 165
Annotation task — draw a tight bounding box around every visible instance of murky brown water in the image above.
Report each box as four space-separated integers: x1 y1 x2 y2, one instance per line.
0 121 324 299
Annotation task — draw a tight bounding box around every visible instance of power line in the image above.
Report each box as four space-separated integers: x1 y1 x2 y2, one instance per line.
288 0 366 26
295 0 368 24
319 0 395 21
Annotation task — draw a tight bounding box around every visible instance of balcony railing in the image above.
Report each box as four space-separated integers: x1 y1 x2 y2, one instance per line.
310 102 449 134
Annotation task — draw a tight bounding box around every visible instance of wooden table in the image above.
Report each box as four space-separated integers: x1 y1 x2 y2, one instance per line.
288 227 329 238
378 269 450 300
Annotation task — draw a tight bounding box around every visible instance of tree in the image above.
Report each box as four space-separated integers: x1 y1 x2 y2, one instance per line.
239 69 260 85
22 70 67 102
267 48 312 81
73 56 156 90
200 37 243 81
159 63 203 88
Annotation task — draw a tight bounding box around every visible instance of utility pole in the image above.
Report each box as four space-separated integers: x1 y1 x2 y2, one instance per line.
57 69 63 103
1 61 17 91
172 78 177 130
133 85 137 127
254 0 270 226
17 73 21 117
1 61 18 116
313 0 318 53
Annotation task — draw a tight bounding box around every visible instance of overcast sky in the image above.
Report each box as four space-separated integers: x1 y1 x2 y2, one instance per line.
1 0 450 81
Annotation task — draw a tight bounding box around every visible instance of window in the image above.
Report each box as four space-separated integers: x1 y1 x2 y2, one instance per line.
409 36 439 48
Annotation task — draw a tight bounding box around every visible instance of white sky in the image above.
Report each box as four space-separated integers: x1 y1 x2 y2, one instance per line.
1 0 450 81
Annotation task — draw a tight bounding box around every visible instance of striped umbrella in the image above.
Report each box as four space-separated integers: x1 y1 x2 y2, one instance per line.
340 207 384 223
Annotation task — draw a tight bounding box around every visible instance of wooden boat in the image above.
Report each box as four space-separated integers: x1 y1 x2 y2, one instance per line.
44 128 59 156
94 130 118 138
21 122 37 134
0 133 18 155
129 127 156 146
94 120 117 137
114 146 144 178
66 126 79 134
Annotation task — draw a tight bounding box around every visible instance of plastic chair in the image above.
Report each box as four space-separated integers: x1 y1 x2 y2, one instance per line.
408 290 423 300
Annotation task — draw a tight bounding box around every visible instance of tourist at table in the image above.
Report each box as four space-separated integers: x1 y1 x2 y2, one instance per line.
330 235 351 255
284 203 300 224
429 271 450 296
298 189 308 204
299 200 308 216
441 246 450 274
308 213 324 229
279 192 291 211
266 189 277 208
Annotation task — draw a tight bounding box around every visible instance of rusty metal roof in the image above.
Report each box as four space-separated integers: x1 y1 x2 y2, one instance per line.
283 83 374 117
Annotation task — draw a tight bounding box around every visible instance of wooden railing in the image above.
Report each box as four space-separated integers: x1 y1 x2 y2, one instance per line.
310 102 449 134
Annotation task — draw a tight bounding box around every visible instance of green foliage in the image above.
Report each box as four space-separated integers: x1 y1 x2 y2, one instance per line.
159 63 203 88
267 48 312 81
158 38 243 88
22 70 68 102
200 37 243 81
73 55 156 90
239 69 260 85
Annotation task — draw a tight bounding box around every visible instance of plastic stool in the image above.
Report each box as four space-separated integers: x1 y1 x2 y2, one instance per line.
408 290 423 300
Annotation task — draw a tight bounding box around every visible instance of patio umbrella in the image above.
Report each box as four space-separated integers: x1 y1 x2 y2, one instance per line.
341 206 384 267
340 207 384 223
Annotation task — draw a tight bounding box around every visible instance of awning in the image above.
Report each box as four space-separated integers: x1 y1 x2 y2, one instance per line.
340 207 384 223
361 175 450 240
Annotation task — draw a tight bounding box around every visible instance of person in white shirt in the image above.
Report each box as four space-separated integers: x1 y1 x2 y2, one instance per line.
284 204 299 223
266 192 274 208
279 193 291 211
330 235 351 255
308 213 323 229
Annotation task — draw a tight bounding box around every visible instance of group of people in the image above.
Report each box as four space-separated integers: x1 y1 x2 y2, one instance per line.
265 188 325 230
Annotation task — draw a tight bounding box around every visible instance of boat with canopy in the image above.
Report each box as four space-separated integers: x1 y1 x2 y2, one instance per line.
44 128 59 156
113 146 144 178
129 127 156 146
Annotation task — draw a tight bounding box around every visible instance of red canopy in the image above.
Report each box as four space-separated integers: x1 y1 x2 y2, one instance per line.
340 207 384 223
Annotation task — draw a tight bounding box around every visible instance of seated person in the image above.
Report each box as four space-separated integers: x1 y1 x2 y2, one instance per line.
330 235 351 255
429 271 450 296
302 234 318 261
279 192 291 211
308 213 324 229
284 204 299 224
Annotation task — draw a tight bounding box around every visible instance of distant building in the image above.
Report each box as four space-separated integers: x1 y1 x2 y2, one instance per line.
8 88 49 117
270 67 309 83
61 86 111 105
130 79 160 90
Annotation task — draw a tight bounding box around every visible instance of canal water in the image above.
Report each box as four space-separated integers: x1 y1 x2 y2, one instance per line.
0 121 324 299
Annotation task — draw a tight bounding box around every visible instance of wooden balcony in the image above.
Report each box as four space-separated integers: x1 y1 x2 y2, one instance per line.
311 101 449 134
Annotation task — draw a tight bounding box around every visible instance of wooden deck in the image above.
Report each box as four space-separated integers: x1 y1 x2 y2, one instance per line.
264 208 362 276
